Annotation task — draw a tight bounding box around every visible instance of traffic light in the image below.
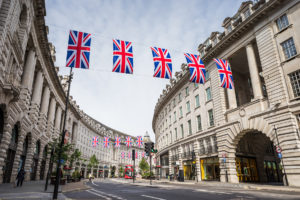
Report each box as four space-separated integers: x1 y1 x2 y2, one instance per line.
150 142 154 152
145 142 150 156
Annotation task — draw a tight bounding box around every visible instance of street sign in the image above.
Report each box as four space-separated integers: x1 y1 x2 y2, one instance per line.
276 146 282 153
222 158 226 163
278 153 282 159
60 159 64 164
222 153 226 158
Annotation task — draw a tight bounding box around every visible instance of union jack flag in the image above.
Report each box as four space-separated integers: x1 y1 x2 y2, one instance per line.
127 151 131 159
92 136 99 147
184 53 206 84
125 136 132 147
136 136 143 148
115 136 121 148
214 59 234 89
135 152 138 159
141 152 146 158
66 30 91 69
112 39 133 74
151 47 172 79
121 151 125 159
103 137 109 148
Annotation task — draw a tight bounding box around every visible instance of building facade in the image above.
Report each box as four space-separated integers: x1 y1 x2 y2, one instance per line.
152 0 300 186
0 0 142 184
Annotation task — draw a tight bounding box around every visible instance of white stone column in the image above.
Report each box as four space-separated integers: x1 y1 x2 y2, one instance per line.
48 97 56 123
193 140 201 181
40 86 50 116
54 106 62 130
246 43 263 99
22 49 37 91
227 61 237 109
31 71 44 105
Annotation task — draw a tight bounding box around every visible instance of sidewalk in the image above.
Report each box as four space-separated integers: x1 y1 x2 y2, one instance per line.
0 179 88 200
110 178 300 193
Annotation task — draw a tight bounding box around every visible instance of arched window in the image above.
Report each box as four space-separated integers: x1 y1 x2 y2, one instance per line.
35 140 40 156
10 124 19 145
0 108 4 143
18 4 28 44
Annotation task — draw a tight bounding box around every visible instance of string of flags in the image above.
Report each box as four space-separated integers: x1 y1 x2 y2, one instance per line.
92 135 143 148
66 30 234 89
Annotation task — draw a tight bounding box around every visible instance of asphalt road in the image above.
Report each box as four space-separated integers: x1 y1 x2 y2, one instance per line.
63 179 300 200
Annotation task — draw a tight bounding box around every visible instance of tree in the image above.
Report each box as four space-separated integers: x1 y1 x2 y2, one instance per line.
88 154 99 169
49 136 74 166
139 158 149 175
118 166 124 178
70 148 82 168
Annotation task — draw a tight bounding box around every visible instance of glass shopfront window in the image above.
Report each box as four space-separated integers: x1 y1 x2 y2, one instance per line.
236 157 258 182
200 157 220 181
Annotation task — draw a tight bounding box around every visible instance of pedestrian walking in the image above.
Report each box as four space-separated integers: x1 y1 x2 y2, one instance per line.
16 167 26 187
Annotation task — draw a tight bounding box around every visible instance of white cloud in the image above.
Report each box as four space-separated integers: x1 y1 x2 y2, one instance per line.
45 0 245 141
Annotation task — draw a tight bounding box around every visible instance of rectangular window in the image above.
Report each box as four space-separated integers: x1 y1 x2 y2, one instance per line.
197 115 202 131
180 124 184 138
170 131 172 143
179 93 182 102
175 128 178 140
186 101 191 113
206 87 212 101
213 37 218 45
244 9 251 19
169 116 171 125
281 38 297 59
208 109 214 127
179 106 183 117
227 24 232 33
276 14 289 31
289 70 300 98
174 111 177 122
185 87 189 96
194 83 199 89
205 70 210 80
188 120 192 135
173 98 176 107
200 51 204 57
195 95 200 108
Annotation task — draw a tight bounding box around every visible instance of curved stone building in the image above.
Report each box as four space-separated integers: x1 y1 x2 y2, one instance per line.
152 0 300 186
0 0 142 183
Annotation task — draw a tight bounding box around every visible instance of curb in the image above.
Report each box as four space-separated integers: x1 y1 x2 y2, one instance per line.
61 181 91 193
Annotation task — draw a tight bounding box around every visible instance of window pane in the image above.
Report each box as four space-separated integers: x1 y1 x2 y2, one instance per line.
197 115 202 131
206 87 211 101
289 70 300 98
208 110 214 126
281 38 297 59
195 95 200 107
188 120 192 135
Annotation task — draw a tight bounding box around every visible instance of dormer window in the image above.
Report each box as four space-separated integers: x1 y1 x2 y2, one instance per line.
227 24 232 33
200 50 204 57
244 8 251 19
276 14 289 31
213 37 218 45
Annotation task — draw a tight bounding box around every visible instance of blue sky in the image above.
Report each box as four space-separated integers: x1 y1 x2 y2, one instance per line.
45 0 245 141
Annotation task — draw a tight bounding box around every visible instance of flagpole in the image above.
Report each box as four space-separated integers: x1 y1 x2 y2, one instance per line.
53 66 73 199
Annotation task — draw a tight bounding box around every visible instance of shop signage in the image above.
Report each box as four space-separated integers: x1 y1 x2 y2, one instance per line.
276 146 282 153
278 153 282 159
176 161 179 165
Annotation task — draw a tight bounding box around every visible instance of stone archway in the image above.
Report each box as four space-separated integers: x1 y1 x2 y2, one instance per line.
235 131 282 183
3 122 20 183
218 118 277 184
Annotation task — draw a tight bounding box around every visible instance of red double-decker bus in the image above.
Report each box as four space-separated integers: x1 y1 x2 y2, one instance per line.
124 165 133 179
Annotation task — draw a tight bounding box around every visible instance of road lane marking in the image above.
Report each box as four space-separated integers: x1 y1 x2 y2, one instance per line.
92 181 99 186
90 189 126 200
141 194 166 200
87 190 112 200
194 189 231 195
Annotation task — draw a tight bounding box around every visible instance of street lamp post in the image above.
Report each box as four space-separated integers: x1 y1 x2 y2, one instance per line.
274 126 289 186
53 67 73 199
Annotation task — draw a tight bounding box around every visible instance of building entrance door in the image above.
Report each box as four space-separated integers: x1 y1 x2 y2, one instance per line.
264 161 280 182
3 149 16 183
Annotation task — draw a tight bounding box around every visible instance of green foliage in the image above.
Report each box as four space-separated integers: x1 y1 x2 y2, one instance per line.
72 170 81 179
70 149 82 167
142 171 154 179
49 136 74 164
139 158 149 175
118 166 124 178
88 154 99 168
